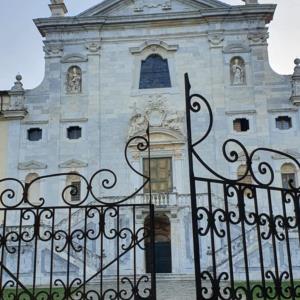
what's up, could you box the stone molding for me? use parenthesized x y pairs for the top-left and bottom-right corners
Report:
(130, 40), (178, 54)
(267, 108), (298, 113)
(77, 0), (230, 17)
(21, 120), (49, 125)
(59, 159), (88, 169)
(18, 160), (48, 170)
(272, 149), (300, 160)
(223, 43), (250, 54)
(225, 110), (256, 115)
(0, 110), (28, 121)
(35, 5), (276, 37)
(60, 117), (88, 123)
(61, 53), (88, 63)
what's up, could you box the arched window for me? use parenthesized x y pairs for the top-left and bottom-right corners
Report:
(145, 214), (172, 273)
(66, 174), (81, 202)
(139, 54), (171, 89)
(66, 66), (82, 93)
(281, 163), (297, 189)
(230, 57), (245, 85)
(25, 173), (40, 203)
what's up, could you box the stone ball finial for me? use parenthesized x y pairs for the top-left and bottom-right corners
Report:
(16, 74), (22, 82)
(294, 58), (300, 67)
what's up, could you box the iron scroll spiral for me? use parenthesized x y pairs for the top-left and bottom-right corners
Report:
(185, 73), (300, 190)
(0, 127), (151, 208)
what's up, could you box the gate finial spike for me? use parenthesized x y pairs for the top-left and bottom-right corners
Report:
(184, 73), (191, 91)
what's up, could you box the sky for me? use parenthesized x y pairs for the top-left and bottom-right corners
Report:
(0, 0), (299, 90)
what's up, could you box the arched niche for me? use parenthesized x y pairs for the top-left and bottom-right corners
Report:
(281, 163), (297, 189)
(25, 173), (40, 203)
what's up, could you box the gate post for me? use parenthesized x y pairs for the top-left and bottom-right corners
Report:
(184, 73), (202, 299)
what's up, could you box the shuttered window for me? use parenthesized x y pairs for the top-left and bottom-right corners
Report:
(143, 158), (172, 193)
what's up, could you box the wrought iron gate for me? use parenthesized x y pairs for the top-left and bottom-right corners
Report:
(2, 74), (300, 300)
(0, 131), (156, 299)
(185, 73), (300, 299)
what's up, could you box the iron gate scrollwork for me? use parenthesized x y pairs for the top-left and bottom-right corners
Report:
(0, 129), (156, 300)
(185, 73), (300, 300)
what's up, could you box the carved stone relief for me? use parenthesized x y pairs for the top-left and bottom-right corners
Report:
(208, 32), (224, 47)
(128, 95), (184, 138)
(230, 57), (246, 85)
(85, 41), (101, 53)
(43, 42), (63, 58)
(66, 66), (82, 94)
(248, 31), (269, 45)
(133, 0), (172, 12)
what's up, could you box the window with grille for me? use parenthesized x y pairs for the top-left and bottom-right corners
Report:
(139, 54), (171, 89)
(27, 128), (42, 141)
(67, 126), (82, 139)
(276, 116), (292, 130)
(71, 181), (81, 202)
(233, 118), (249, 132)
(281, 163), (296, 189)
(143, 158), (172, 193)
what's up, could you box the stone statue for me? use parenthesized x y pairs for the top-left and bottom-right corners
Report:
(128, 113), (148, 137)
(67, 66), (82, 93)
(231, 58), (245, 85)
(165, 111), (184, 132)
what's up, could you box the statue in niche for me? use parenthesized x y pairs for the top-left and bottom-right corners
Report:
(231, 57), (245, 85)
(67, 66), (82, 93)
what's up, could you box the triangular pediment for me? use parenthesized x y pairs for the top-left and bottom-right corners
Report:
(58, 159), (88, 169)
(78, 0), (230, 17)
(18, 160), (47, 170)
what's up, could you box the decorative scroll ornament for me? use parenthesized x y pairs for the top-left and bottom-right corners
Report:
(128, 96), (184, 137)
(43, 42), (64, 57)
(208, 32), (224, 47)
(248, 31), (269, 44)
(0, 129), (155, 300)
(185, 72), (300, 189)
(185, 73), (300, 300)
(85, 40), (101, 53)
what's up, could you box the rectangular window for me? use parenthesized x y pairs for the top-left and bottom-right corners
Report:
(67, 126), (82, 139)
(71, 181), (81, 201)
(233, 118), (249, 132)
(143, 158), (172, 193)
(276, 116), (292, 130)
(282, 173), (295, 189)
(27, 128), (42, 141)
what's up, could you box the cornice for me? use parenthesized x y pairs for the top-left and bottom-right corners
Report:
(34, 5), (276, 37)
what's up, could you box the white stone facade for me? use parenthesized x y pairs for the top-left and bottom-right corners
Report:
(1, 0), (300, 298)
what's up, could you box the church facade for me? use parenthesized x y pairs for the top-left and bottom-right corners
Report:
(1, 0), (300, 299)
